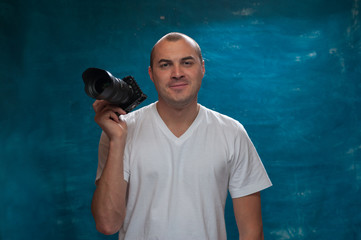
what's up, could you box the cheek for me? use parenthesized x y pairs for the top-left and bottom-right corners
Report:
(196, 71), (204, 85)
(152, 76), (167, 92)
(153, 71), (168, 83)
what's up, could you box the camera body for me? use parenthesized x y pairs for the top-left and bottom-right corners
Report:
(82, 68), (147, 113)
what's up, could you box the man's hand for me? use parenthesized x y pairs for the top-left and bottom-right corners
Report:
(93, 100), (127, 140)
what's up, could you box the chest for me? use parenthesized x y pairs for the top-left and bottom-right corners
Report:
(126, 123), (231, 188)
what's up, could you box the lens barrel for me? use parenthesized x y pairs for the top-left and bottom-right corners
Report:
(82, 68), (132, 104)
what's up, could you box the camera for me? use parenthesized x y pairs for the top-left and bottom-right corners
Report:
(82, 68), (147, 113)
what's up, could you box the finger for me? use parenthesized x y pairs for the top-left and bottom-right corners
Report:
(94, 108), (119, 124)
(92, 100), (108, 112)
(115, 107), (127, 115)
(100, 105), (126, 116)
(108, 111), (120, 123)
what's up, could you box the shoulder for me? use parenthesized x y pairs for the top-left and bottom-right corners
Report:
(120, 102), (156, 126)
(199, 106), (253, 153)
(200, 105), (245, 133)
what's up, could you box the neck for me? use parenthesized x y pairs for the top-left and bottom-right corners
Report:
(156, 100), (200, 137)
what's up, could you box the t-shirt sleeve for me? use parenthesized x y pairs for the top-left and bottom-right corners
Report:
(228, 124), (272, 198)
(95, 131), (130, 183)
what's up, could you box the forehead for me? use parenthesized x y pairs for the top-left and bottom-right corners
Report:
(153, 38), (199, 60)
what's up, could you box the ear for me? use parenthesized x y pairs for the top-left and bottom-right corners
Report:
(201, 60), (205, 76)
(148, 66), (154, 83)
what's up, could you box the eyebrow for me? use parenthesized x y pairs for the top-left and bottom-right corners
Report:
(181, 56), (196, 61)
(158, 59), (172, 64)
(157, 56), (196, 64)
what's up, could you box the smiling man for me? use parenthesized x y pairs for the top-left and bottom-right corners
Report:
(91, 32), (272, 240)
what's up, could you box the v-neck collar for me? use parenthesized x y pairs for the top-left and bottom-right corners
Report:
(151, 103), (203, 144)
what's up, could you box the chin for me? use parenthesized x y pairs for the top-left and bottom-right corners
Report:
(167, 97), (197, 109)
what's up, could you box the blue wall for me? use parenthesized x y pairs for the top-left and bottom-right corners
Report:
(1, 0), (360, 239)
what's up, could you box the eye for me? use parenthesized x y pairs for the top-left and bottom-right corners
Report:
(158, 61), (172, 69)
(160, 63), (169, 68)
(182, 61), (194, 67)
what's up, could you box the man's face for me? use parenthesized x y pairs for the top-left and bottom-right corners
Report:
(148, 38), (205, 109)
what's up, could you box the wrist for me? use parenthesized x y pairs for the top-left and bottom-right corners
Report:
(109, 135), (126, 146)
(103, 126), (127, 142)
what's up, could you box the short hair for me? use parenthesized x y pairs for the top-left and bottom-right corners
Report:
(150, 32), (203, 68)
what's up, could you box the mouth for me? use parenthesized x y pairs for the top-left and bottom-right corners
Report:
(169, 82), (189, 90)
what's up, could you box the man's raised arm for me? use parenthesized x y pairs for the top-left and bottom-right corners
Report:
(91, 100), (128, 235)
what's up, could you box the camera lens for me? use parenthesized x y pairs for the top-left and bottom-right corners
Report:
(83, 68), (132, 104)
(94, 78), (111, 94)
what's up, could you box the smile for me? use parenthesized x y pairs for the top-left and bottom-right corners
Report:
(169, 82), (188, 89)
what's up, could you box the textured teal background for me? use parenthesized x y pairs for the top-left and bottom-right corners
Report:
(1, 0), (360, 239)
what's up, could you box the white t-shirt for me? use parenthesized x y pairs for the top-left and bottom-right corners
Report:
(96, 102), (272, 240)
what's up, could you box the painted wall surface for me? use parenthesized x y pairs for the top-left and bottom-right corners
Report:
(1, 0), (360, 239)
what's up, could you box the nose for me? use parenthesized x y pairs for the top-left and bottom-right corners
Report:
(171, 64), (184, 80)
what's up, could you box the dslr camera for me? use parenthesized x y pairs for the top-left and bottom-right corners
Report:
(82, 68), (147, 113)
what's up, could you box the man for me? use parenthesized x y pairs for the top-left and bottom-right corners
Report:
(91, 32), (272, 240)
